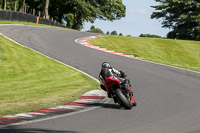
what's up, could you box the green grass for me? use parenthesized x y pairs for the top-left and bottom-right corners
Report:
(0, 21), (67, 29)
(88, 36), (200, 72)
(0, 35), (99, 117)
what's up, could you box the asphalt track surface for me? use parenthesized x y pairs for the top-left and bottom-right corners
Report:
(0, 25), (200, 133)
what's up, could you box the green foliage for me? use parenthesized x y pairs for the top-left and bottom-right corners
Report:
(2, 0), (44, 13)
(63, 0), (126, 30)
(90, 26), (95, 30)
(0, 0), (3, 10)
(97, 0), (126, 21)
(25, 0), (44, 14)
(3, 0), (13, 10)
(2, 0), (126, 30)
(111, 30), (117, 35)
(65, 13), (74, 28)
(139, 34), (163, 38)
(119, 33), (123, 36)
(87, 26), (104, 34)
(151, 0), (200, 41)
(106, 31), (110, 35)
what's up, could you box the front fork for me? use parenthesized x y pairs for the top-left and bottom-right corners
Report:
(129, 85), (135, 104)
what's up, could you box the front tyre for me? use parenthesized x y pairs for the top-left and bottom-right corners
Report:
(115, 88), (132, 109)
(132, 101), (137, 106)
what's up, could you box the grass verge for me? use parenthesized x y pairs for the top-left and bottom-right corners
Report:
(0, 35), (99, 117)
(88, 36), (200, 72)
(0, 21), (67, 29)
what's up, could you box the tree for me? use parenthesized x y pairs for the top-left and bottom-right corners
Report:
(13, 0), (17, 11)
(1, 0), (126, 31)
(3, 0), (6, 10)
(25, 0), (37, 15)
(90, 26), (95, 31)
(2, 0), (17, 11)
(119, 33), (123, 36)
(51, 0), (126, 30)
(151, 0), (200, 40)
(111, 31), (117, 35)
(44, 0), (49, 19)
(17, 0), (27, 12)
(27, 0), (44, 16)
(23, 0), (26, 12)
(87, 26), (104, 34)
(106, 31), (110, 35)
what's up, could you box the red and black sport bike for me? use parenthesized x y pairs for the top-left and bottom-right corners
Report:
(104, 76), (136, 109)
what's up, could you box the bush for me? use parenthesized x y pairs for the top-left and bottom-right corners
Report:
(139, 34), (163, 38)
(111, 30), (117, 35)
(87, 26), (104, 34)
(119, 33), (123, 36)
(65, 13), (74, 28)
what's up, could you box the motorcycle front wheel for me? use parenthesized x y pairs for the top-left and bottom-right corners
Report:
(115, 88), (132, 109)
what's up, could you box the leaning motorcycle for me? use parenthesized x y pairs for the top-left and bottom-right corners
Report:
(104, 76), (135, 109)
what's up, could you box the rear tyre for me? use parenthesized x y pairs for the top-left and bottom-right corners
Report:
(115, 88), (132, 109)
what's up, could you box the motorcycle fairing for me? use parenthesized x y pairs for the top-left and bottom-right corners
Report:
(105, 78), (120, 91)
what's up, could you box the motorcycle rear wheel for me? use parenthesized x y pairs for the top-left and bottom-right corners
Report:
(115, 88), (132, 109)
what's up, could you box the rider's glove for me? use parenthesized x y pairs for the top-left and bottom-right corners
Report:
(120, 70), (127, 78)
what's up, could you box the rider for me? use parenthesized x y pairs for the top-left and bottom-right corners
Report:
(99, 62), (137, 106)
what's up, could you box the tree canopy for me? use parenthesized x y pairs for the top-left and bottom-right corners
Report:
(151, 0), (200, 40)
(1, 0), (126, 30)
(111, 30), (117, 35)
(87, 26), (104, 34)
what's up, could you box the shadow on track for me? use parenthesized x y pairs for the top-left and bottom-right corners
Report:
(89, 102), (134, 110)
(0, 126), (79, 133)
(92, 103), (121, 109)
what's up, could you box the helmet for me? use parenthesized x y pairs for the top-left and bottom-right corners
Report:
(102, 62), (111, 68)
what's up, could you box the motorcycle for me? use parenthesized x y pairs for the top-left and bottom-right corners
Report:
(104, 75), (135, 109)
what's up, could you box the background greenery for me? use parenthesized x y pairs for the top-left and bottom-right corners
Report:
(152, 0), (200, 41)
(1, 0), (200, 41)
(1, 0), (126, 30)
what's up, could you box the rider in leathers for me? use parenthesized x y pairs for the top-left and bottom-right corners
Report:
(99, 62), (137, 106)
